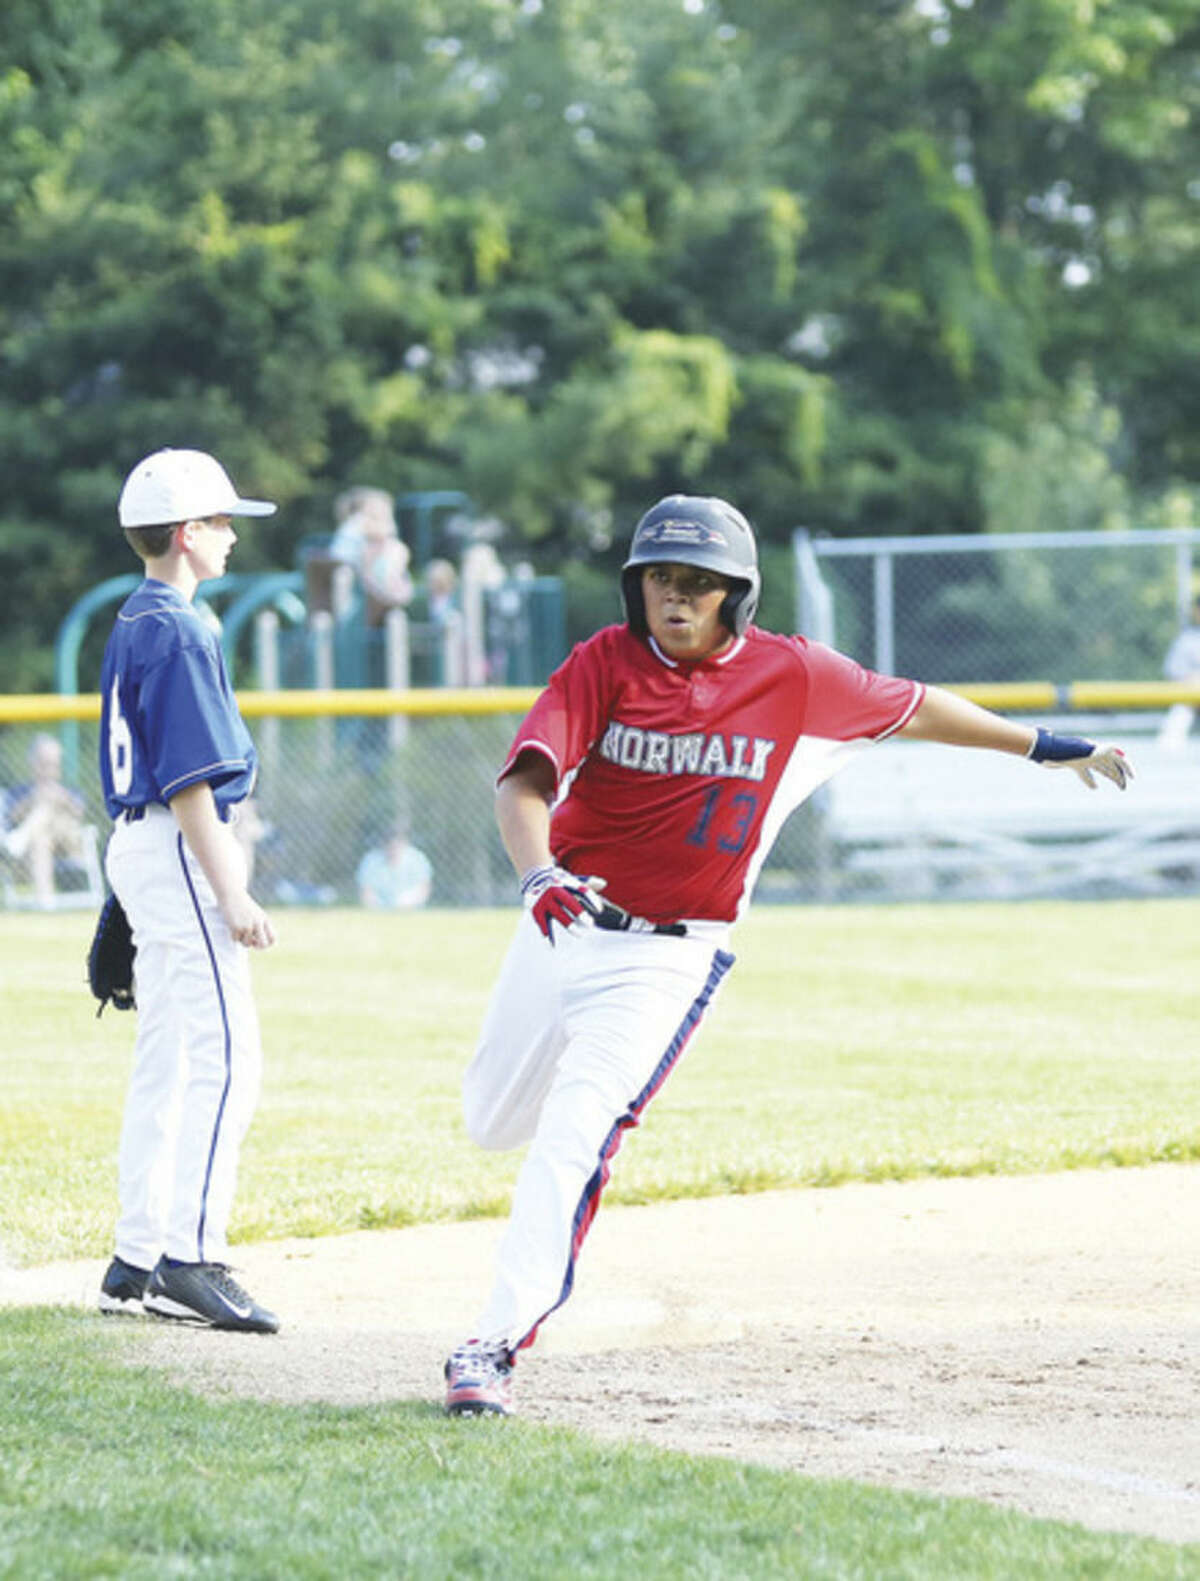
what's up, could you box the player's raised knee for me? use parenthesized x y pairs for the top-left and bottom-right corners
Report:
(463, 1084), (528, 1151)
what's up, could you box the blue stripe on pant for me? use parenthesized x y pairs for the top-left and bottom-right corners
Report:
(513, 946), (735, 1355)
(176, 830), (234, 1263)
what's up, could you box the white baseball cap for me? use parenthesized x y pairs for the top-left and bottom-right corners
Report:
(118, 448), (277, 528)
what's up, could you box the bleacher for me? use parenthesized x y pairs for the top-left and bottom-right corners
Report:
(817, 721), (1200, 900)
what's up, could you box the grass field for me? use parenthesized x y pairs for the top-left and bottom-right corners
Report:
(3, 897), (1199, 1577)
(3, 898), (1198, 1266)
(2, 1310), (1197, 1580)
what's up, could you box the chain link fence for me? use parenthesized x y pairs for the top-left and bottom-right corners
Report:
(4, 528), (1200, 912)
(795, 527), (1200, 683)
(0, 712), (527, 913)
(789, 526), (1200, 902)
(4, 698), (1197, 915)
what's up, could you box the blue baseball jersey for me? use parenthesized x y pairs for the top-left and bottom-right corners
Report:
(99, 579), (257, 818)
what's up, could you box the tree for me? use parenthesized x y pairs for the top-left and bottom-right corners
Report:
(1, 0), (1199, 686)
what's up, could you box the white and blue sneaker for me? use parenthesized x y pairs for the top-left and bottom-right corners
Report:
(143, 1257), (279, 1334)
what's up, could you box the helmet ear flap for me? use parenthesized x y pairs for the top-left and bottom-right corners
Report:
(721, 586), (746, 637)
(621, 567), (648, 635)
(720, 580), (759, 637)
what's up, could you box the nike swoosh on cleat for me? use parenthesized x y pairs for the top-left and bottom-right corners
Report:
(214, 1292), (255, 1320)
(145, 1289), (256, 1323)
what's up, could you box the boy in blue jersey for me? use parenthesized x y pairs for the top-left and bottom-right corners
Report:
(97, 448), (281, 1332)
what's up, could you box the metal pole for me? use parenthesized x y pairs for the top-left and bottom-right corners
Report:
(254, 609), (281, 789)
(792, 530), (835, 644)
(1177, 540), (1194, 626)
(874, 551), (895, 675)
(384, 608), (410, 748)
(439, 610), (465, 686)
(310, 611), (335, 769)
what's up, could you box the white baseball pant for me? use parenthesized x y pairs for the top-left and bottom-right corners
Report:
(105, 804), (262, 1268)
(462, 910), (735, 1354)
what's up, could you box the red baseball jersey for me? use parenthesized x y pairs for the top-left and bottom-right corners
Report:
(501, 624), (924, 923)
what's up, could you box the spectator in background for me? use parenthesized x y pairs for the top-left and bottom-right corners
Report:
(356, 820), (433, 910)
(330, 486), (414, 621)
(425, 558), (465, 686)
(2, 733), (87, 908)
(1159, 593), (1200, 751)
(425, 558), (460, 625)
(460, 542), (508, 684)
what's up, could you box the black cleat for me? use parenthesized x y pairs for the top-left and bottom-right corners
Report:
(98, 1255), (151, 1316)
(143, 1257), (279, 1334)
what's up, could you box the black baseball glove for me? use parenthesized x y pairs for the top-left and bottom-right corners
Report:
(87, 893), (136, 1017)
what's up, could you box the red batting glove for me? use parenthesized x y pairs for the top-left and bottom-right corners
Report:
(520, 864), (603, 945)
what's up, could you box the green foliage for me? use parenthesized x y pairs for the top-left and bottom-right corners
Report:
(3, 0), (1200, 686)
(883, 374), (1182, 680)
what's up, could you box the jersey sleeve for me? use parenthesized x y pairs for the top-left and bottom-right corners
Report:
(138, 644), (254, 801)
(498, 633), (615, 787)
(800, 640), (924, 741)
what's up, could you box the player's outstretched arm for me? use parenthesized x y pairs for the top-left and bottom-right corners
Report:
(169, 782), (276, 948)
(898, 685), (1133, 790)
(899, 685), (1036, 753)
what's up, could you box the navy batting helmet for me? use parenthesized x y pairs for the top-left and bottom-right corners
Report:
(621, 495), (761, 637)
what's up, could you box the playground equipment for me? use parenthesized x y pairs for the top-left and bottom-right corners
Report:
(51, 494), (566, 781)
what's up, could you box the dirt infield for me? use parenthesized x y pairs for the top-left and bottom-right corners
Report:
(4, 1164), (1199, 1547)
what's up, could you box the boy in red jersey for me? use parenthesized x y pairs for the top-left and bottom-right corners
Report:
(443, 495), (1132, 1415)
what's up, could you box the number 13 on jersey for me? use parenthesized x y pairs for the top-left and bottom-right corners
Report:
(686, 785), (757, 854)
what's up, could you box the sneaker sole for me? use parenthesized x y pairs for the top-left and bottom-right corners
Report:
(143, 1292), (279, 1333)
(445, 1391), (509, 1417)
(97, 1293), (148, 1316)
(143, 1293), (211, 1325)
